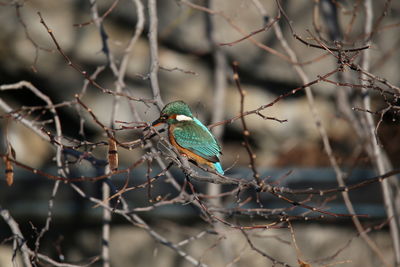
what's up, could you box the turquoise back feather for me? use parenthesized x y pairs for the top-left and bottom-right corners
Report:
(172, 119), (223, 174)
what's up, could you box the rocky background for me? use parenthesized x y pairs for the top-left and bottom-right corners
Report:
(0, 0), (399, 266)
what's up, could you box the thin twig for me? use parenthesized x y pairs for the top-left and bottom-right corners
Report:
(232, 61), (261, 185)
(148, 0), (164, 109)
(361, 0), (400, 264)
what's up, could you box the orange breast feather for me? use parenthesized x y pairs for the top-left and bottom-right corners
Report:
(168, 126), (214, 168)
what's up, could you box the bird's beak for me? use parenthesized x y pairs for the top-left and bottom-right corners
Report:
(144, 117), (166, 131)
(151, 117), (165, 127)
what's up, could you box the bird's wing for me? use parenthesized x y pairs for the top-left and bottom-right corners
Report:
(172, 121), (221, 163)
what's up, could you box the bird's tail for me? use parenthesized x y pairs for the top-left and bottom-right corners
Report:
(213, 162), (224, 175)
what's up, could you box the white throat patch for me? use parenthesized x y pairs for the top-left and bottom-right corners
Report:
(176, 114), (193, 121)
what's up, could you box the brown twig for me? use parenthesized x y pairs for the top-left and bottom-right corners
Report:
(241, 229), (293, 266)
(73, 0), (120, 27)
(219, 14), (279, 47)
(232, 61), (261, 185)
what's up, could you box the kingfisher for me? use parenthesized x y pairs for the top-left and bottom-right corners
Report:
(149, 100), (224, 175)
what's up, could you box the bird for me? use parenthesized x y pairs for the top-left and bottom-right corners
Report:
(149, 100), (224, 175)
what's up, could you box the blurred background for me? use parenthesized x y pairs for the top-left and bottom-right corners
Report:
(0, 0), (399, 266)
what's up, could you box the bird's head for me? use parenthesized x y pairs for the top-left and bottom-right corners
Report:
(151, 100), (194, 127)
